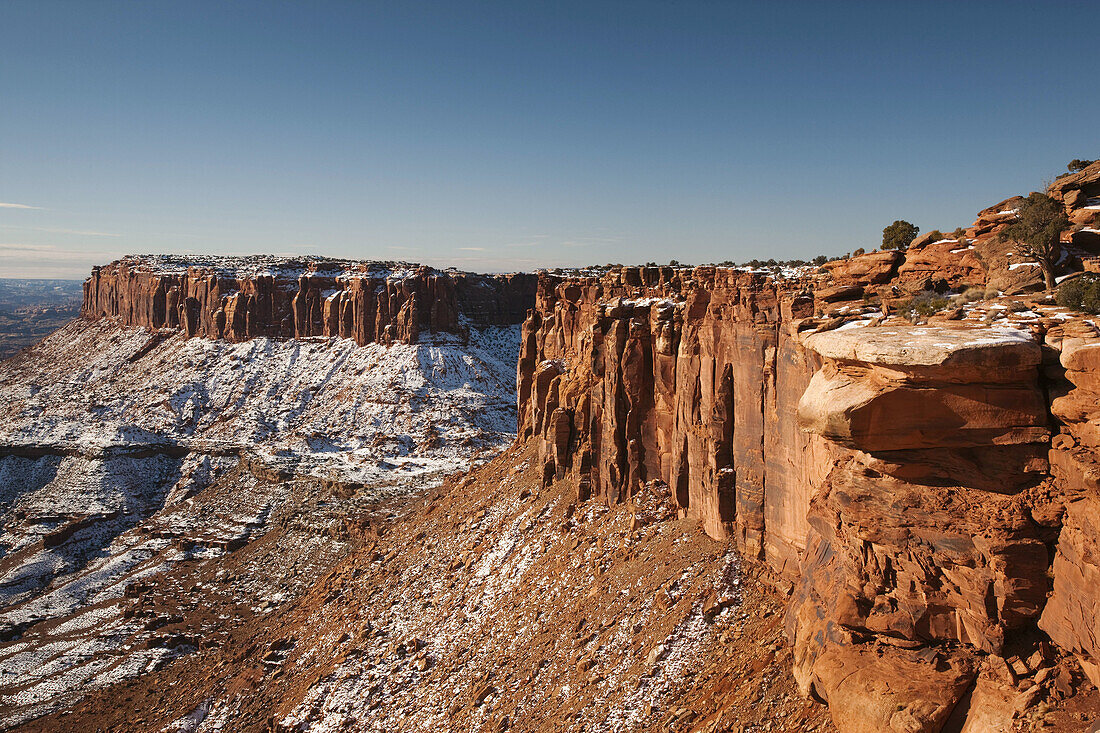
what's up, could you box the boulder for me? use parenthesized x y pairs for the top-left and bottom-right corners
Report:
(897, 238), (985, 290)
(1048, 160), (1100, 208)
(797, 643), (977, 733)
(823, 250), (903, 286)
(800, 323), (1041, 370)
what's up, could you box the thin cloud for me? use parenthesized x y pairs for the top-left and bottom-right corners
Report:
(458, 247), (486, 252)
(0, 202), (43, 210)
(561, 235), (623, 248)
(0, 225), (119, 237)
(0, 243), (57, 254)
(0, 242), (122, 258)
(0, 243), (124, 278)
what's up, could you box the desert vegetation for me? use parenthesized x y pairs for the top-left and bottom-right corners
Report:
(881, 219), (919, 250)
(1057, 274), (1100, 314)
(998, 192), (1070, 291)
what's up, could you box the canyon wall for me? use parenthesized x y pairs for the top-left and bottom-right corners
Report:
(518, 265), (1100, 731)
(83, 256), (538, 345)
(516, 266), (824, 577)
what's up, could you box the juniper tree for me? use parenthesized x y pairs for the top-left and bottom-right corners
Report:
(882, 220), (919, 250)
(998, 192), (1069, 291)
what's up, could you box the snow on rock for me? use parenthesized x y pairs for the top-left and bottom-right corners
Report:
(0, 319), (519, 483)
(0, 316), (523, 725)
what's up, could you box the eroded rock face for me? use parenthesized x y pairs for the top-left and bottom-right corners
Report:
(785, 323), (1054, 729)
(789, 452), (1049, 658)
(898, 237), (985, 292)
(1048, 160), (1100, 210)
(82, 256), (538, 345)
(799, 643), (977, 733)
(1041, 491), (1100, 686)
(1041, 329), (1100, 687)
(518, 268), (1100, 732)
(824, 250), (903, 287)
(807, 171), (1100, 306)
(797, 325), (1049, 452)
(517, 267), (821, 569)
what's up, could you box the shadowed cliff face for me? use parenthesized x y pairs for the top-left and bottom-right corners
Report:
(516, 267), (822, 576)
(82, 256), (538, 346)
(517, 265), (1100, 732)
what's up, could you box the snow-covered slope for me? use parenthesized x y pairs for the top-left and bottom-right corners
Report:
(1, 319), (518, 480)
(0, 316), (522, 725)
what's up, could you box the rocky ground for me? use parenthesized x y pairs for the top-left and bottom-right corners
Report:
(22, 442), (837, 733)
(0, 316), (521, 727)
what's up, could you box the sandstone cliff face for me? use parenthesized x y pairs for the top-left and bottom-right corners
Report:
(787, 325), (1054, 730)
(518, 265), (1100, 732)
(1041, 326), (1100, 688)
(82, 256), (538, 345)
(517, 266), (824, 577)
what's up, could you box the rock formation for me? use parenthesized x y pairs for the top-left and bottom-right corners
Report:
(22, 171), (1100, 730)
(516, 266), (822, 574)
(82, 255), (538, 345)
(517, 260), (1100, 731)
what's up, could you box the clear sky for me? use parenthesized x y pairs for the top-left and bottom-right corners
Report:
(2, 1), (1097, 278)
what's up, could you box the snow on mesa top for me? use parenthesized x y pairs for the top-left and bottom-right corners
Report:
(105, 254), (475, 280)
(801, 323), (1041, 368)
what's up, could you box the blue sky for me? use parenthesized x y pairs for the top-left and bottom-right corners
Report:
(1, 1), (1097, 277)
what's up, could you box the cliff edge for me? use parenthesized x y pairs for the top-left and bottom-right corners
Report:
(518, 262), (1100, 731)
(82, 255), (538, 345)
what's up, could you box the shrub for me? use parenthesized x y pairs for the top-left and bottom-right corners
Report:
(853, 247), (865, 257)
(882, 220), (919, 250)
(899, 291), (951, 319)
(952, 227), (968, 241)
(1068, 159), (1096, 173)
(1056, 274), (1100, 314)
(954, 287), (988, 304)
(926, 229), (944, 242)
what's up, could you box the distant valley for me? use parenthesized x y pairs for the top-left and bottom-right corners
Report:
(0, 280), (83, 360)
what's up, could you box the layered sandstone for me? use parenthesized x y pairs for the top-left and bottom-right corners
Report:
(517, 266), (824, 577)
(1041, 326), (1100, 687)
(1049, 160), (1100, 225)
(82, 255), (538, 345)
(855, 165), (1100, 297)
(787, 325), (1055, 729)
(518, 263), (1100, 731)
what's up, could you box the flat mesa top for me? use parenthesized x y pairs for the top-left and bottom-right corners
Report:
(801, 323), (1041, 367)
(98, 254), (460, 281)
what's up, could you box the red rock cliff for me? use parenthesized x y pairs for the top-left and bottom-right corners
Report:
(517, 266), (822, 577)
(518, 264), (1100, 732)
(82, 256), (538, 345)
